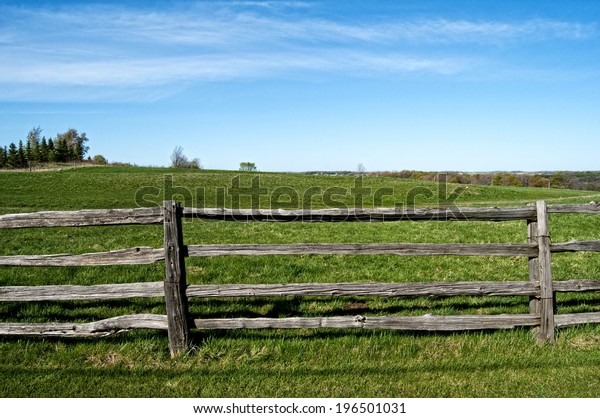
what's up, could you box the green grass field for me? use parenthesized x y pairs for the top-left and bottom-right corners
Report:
(1, 166), (600, 397)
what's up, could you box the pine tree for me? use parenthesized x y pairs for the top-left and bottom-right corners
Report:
(8, 142), (18, 168)
(47, 138), (56, 162)
(1, 126), (91, 167)
(25, 139), (32, 163)
(17, 140), (26, 168)
(0, 146), (7, 168)
(39, 137), (49, 163)
(55, 137), (69, 162)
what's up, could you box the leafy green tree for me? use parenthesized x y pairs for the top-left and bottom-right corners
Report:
(190, 158), (202, 169)
(27, 126), (42, 162)
(93, 154), (108, 165)
(76, 132), (89, 160)
(550, 172), (573, 189)
(53, 129), (89, 162)
(239, 161), (257, 171)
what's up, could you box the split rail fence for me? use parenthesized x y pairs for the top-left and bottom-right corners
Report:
(1, 200), (600, 356)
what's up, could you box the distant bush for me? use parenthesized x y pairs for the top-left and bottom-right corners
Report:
(93, 155), (108, 165)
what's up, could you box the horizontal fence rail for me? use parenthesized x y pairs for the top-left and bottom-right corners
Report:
(0, 313), (544, 337)
(0, 207), (163, 228)
(185, 243), (538, 257)
(1, 200), (600, 355)
(4, 240), (600, 267)
(0, 247), (164, 267)
(0, 281), (540, 302)
(3, 311), (596, 337)
(3, 279), (599, 303)
(1, 201), (598, 229)
(182, 206), (538, 222)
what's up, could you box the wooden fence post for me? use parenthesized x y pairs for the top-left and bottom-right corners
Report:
(527, 206), (540, 317)
(163, 200), (190, 357)
(536, 200), (555, 343)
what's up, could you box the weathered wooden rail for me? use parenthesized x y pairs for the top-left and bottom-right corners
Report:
(1, 200), (600, 356)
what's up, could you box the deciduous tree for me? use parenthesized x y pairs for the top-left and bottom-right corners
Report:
(170, 146), (189, 168)
(239, 161), (257, 171)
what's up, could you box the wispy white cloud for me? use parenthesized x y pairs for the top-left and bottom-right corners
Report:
(26, 7), (595, 46)
(0, 52), (472, 86)
(0, 2), (596, 101)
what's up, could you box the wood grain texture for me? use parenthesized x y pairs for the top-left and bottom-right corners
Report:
(163, 200), (190, 357)
(0, 282), (164, 301)
(0, 314), (540, 336)
(551, 240), (600, 253)
(191, 314), (540, 331)
(0, 247), (164, 266)
(555, 312), (600, 328)
(183, 206), (536, 222)
(1, 201), (598, 230)
(0, 281), (538, 302)
(547, 202), (600, 214)
(553, 280), (600, 292)
(0, 314), (167, 337)
(536, 200), (555, 343)
(186, 243), (537, 257)
(186, 281), (538, 298)
(528, 216), (541, 315)
(0, 207), (163, 229)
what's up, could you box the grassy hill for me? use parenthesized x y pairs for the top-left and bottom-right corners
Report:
(1, 166), (600, 397)
(1, 166), (599, 212)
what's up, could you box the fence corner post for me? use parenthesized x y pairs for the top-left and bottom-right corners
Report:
(163, 200), (190, 357)
(536, 200), (555, 343)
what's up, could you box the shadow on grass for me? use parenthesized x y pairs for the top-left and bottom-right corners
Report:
(2, 357), (600, 397)
(188, 295), (531, 318)
(0, 298), (166, 322)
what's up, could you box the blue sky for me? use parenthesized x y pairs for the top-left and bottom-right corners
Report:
(1, 0), (599, 172)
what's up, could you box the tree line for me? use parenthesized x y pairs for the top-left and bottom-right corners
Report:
(0, 127), (90, 169)
(371, 170), (600, 191)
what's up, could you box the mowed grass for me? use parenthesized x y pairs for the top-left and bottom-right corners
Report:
(1, 167), (600, 397)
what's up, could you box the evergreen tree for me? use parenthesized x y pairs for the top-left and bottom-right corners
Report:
(39, 137), (49, 163)
(17, 140), (26, 168)
(8, 142), (18, 168)
(1, 126), (91, 168)
(48, 138), (57, 163)
(55, 128), (89, 161)
(55, 137), (69, 162)
(0, 146), (7, 168)
(25, 139), (32, 163)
